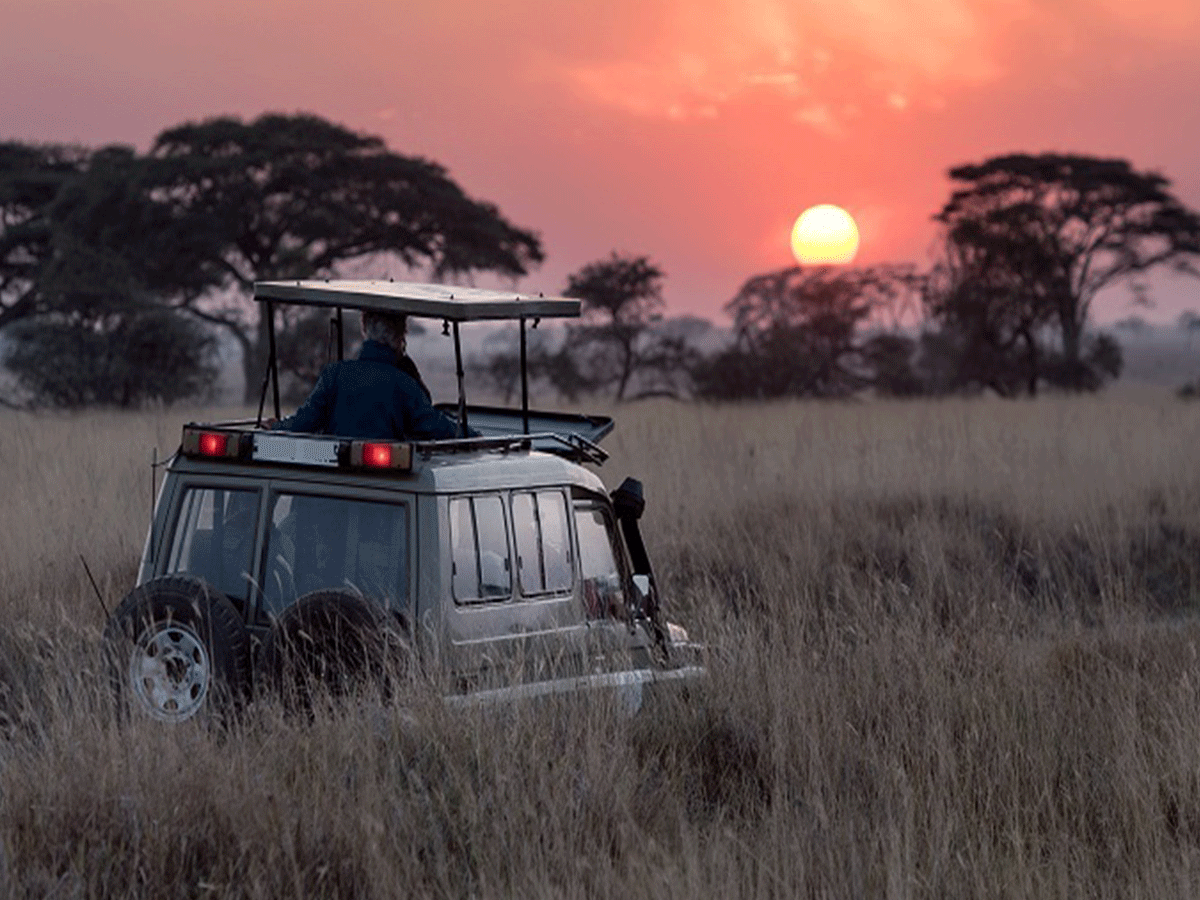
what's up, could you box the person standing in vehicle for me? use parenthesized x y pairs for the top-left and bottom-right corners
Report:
(272, 310), (465, 440)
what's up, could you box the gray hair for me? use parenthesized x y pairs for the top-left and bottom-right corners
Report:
(361, 310), (408, 353)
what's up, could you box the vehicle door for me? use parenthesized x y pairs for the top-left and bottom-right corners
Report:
(156, 478), (267, 619)
(254, 480), (415, 628)
(443, 488), (585, 689)
(572, 489), (655, 668)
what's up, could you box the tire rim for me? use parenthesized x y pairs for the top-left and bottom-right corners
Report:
(129, 622), (211, 722)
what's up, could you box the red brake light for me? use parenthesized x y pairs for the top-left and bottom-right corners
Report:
(198, 432), (228, 457)
(362, 442), (392, 468)
(348, 439), (412, 471)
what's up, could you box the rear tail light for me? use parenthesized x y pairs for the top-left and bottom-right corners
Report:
(181, 427), (244, 460)
(363, 442), (392, 467)
(349, 440), (412, 471)
(198, 432), (228, 457)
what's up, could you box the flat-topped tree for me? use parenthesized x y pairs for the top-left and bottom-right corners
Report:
(1, 145), (225, 407)
(151, 113), (544, 402)
(935, 153), (1200, 391)
(0, 141), (89, 330)
(561, 253), (690, 401)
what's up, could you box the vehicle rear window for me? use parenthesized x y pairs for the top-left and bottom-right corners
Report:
(512, 490), (573, 596)
(451, 495), (512, 603)
(166, 487), (260, 606)
(261, 493), (409, 617)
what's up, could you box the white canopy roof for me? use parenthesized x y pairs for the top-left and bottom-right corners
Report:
(254, 279), (580, 321)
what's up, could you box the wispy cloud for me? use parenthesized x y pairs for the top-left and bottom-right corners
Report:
(545, 0), (1173, 131)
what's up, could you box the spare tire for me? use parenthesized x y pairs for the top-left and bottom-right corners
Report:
(257, 590), (410, 708)
(102, 575), (251, 724)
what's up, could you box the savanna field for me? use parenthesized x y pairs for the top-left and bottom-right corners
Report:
(3, 395), (1200, 898)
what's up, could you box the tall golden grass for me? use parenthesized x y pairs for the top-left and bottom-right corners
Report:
(3, 395), (1200, 898)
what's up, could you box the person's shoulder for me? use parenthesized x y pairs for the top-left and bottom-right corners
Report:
(311, 359), (345, 385)
(390, 367), (426, 394)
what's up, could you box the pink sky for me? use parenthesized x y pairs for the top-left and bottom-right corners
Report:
(3, 0), (1199, 323)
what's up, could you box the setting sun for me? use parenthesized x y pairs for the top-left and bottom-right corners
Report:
(791, 205), (860, 266)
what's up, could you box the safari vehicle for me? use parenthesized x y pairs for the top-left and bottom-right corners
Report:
(102, 280), (702, 722)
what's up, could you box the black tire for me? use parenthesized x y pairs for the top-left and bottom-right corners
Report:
(257, 590), (410, 709)
(101, 575), (251, 724)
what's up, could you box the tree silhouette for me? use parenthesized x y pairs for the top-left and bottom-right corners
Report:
(4, 309), (216, 408)
(922, 232), (1048, 396)
(0, 117), (545, 407)
(1, 146), (220, 406)
(149, 113), (544, 401)
(935, 153), (1200, 390)
(693, 264), (922, 399)
(0, 141), (88, 330)
(561, 252), (679, 400)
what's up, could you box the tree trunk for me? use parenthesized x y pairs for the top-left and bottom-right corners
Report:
(615, 337), (635, 401)
(1022, 330), (1039, 397)
(1058, 301), (1086, 389)
(241, 311), (271, 406)
(1061, 320), (1081, 365)
(179, 301), (259, 406)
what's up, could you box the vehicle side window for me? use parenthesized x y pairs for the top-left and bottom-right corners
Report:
(260, 492), (409, 617)
(573, 503), (625, 619)
(166, 487), (259, 605)
(451, 495), (512, 603)
(512, 490), (573, 596)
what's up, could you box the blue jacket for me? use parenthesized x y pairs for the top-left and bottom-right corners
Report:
(274, 340), (462, 440)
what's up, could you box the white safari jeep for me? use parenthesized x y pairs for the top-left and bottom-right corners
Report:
(102, 281), (701, 722)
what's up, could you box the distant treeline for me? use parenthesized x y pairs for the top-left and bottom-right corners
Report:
(2, 114), (1198, 407)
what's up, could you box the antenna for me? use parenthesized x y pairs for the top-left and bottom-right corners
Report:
(148, 447), (158, 569)
(79, 555), (110, 622)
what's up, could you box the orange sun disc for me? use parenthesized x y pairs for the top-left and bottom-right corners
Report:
(791, 204), (860, 265)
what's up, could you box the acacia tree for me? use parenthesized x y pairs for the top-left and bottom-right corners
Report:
(560, 252), (687, 400)
(1, 145), (220, 406)
(0, 141), (88, 329)
(693, 264), (922, 399)
(149, 113), (544, 401)
(921, 229), (1051, 396)
(935, 153), (1200, 389)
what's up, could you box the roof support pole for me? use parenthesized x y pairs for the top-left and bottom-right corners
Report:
(452, 320), (469, 438)
(520, 316), (530, 434)
(335, 307), (345, 361)
(266, 299), (281, 420)
(256, 299), (282, 425)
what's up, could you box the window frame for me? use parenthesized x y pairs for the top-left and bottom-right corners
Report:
(570, 492), (634, 621)
(257, 485), (414, 619)
(163, 480), (264, 612)
(449, 492), (515, 605)
(510, 488), (575, 599)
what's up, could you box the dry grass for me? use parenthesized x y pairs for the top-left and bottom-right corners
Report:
(3, 395), (1200, 898)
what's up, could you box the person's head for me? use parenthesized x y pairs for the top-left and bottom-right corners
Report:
(361, 310), (408, 354)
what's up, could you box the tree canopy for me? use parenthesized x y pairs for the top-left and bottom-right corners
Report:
(0, 114), (547, 406)
(0, 141), (88, 330)
(0, 145), (222, 406)
(560, 252), (680, 400)
(931, 153), (1200, 391)
(149, 113), (546, 401)
(693, 264), (922, 399)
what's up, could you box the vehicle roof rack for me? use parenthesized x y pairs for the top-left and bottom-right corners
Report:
(412, 432), (608, 466)
(251, 280), (583, 440)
